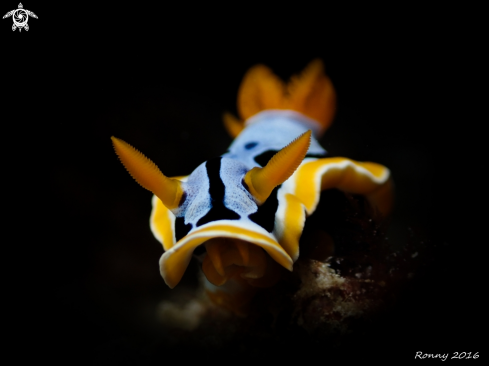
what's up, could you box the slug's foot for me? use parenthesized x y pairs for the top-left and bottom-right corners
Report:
(202, 238), (282, 287)
(204, 276), (257, 316)
(201, 238), (283, 315)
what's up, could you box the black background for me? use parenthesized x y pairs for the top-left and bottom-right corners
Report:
(3, 2), (484, 364)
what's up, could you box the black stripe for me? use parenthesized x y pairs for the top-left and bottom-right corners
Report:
(196, 157), (240, 227)
(254, 150), (327, 167)
(248, 186), (280, 233)
(245, 141), (258, 149)
(175, 216), (192, 242)
(174, 192), (191, 242)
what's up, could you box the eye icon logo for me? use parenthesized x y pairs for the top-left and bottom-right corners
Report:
(3, 3), (37, 32)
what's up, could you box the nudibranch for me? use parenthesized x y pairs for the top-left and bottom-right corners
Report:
(112, 59), (393, 315)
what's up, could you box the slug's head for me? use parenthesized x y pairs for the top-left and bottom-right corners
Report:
(111, 131), (311, 289)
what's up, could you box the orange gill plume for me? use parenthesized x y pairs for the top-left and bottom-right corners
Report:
(223, 59), (336, 138)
